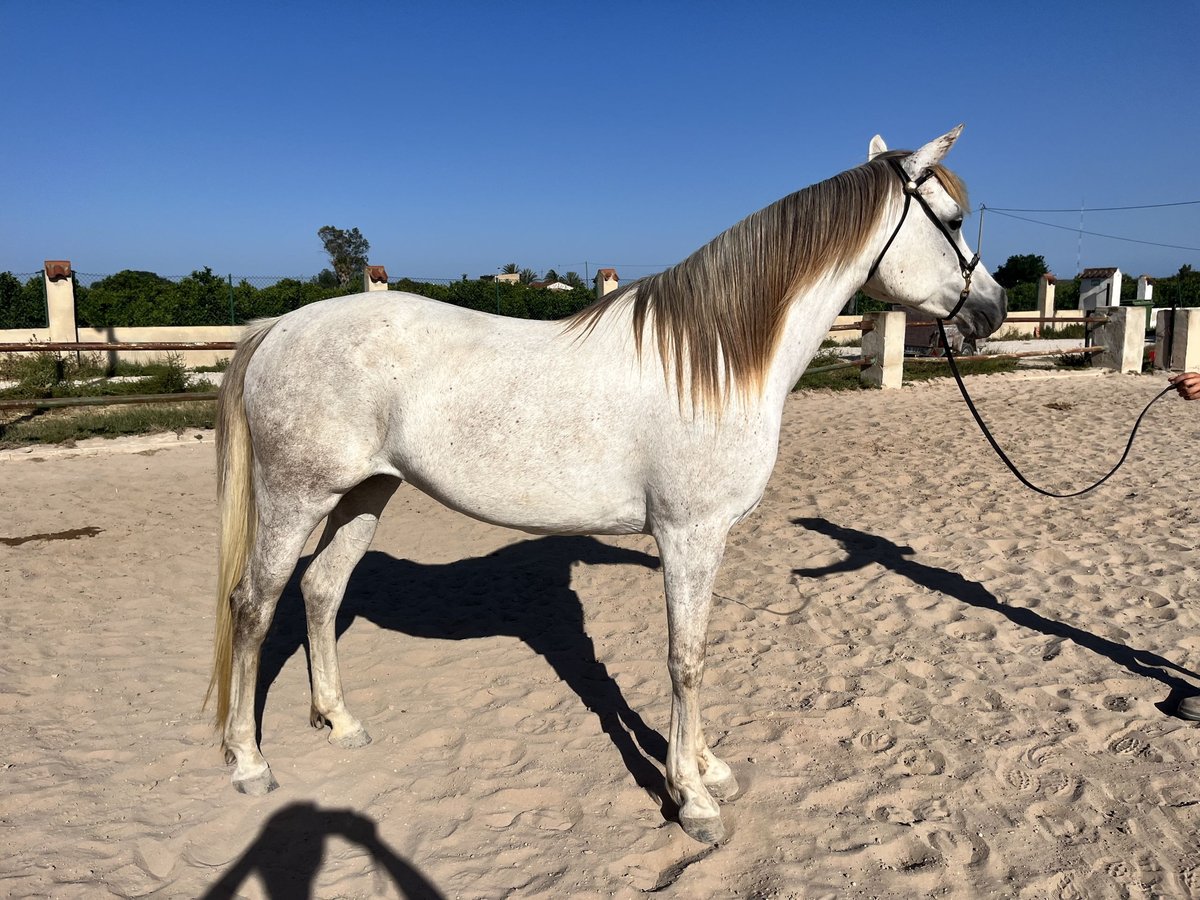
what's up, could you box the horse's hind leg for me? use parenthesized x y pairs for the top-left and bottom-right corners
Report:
(301, 475), (400, 749)
(225, 498), (333, 795)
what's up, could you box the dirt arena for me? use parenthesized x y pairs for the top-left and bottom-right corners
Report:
(2, 369), (1199, 899)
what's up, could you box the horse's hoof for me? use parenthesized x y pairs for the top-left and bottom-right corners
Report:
(1178, 695), (1200, 721)
(331, 727), (372, 749)
(705, 772), (741, 802)
(679, 813), (726, 844)
(233, 770), (279, 796)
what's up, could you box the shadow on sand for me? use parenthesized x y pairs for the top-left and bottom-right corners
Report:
(256, 535), (671, 811)
(201, 801), (444, 899)
(791, 516), (1200, 715)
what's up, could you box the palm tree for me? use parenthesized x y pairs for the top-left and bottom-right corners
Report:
(501, 263), (519, 275)
(518, 268), (538, 285)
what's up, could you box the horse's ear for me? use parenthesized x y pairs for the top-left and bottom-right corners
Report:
(902, 124), (964, 178)
(868, 135), (888, 161)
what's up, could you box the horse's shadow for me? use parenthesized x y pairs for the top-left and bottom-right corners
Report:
(257, 535), (671, 807)
(792, 516), (1200, 714)
(201, 801), (444, 899)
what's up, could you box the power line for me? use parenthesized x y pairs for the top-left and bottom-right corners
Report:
(985, 199), (1200, 213)
(984, 208), (1200, 253)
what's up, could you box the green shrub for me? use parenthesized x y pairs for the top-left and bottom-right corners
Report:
(146, 352), (189, 394)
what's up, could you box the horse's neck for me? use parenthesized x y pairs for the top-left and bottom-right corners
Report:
(764, 264), (873, 403)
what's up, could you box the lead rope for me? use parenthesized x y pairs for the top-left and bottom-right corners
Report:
(936, 319), (1174, 498)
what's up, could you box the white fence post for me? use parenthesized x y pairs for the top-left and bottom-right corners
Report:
(1093, 306), (1144, 373)
(860, 310), (905, 389)
(1036, 274), (1056, 336)
(363, 265), (389, 292)
(43, 260), (77, 344)
(1155, 308), (1200, 372)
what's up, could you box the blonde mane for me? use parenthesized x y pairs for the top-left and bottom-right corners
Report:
(567, 152), (967, 409)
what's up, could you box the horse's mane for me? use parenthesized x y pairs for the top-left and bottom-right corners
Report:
(565, 151), (968, 410)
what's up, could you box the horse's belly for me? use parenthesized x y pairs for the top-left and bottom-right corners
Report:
(403, 466), (648, 535)
(384, 374), (652, 534)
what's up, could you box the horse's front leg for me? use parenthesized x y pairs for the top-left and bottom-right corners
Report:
(655, 523), (733, 843)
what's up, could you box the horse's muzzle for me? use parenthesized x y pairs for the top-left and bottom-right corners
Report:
(957, 288), (1008, 341)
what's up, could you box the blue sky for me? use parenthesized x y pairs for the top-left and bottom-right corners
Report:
(3, 1), (1198, 283)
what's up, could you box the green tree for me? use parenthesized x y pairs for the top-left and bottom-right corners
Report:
(0, 273), (47, 329)
(174, 268), (232, 326)
(992, 254), (1048, 289)
(518, 267), (539, 285)
(1055, 277), (1081, 310)
(501, 262), (519, 275)
(1155, 265), (1200, 307)
(563, 271), (586, 290)
(544, 268), (560, 283)
(317, 226), (370, 286)
(77, 270), (178, 327)
(1005, 282), (1038, 312)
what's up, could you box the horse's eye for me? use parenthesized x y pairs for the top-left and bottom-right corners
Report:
(948, 217), (963, 231)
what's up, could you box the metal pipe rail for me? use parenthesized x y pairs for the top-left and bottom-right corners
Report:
(906, 346), (1106, 364)
(0, 341), (237, 353)
(0, 392), (218, 411)
(802, 357), (874, 375)
(1000, 315), (1110, 324)
(905, 316), (1108, 328)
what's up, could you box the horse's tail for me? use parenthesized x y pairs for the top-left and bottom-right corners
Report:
(205, 318), (278, 734)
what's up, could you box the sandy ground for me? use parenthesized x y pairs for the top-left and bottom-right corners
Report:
(2, 369), (1199, 899)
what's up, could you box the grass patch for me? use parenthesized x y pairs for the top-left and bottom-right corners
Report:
(902, 355), (1020, 382)
(1055, 351), (1093, 368)
(794, 350), (870, 392)
(987, 323), (1087, 341)
(0, 351), (96, 388)
(0, 352), (218, 448)
(0, 400), (216, 448)
(1039, 323), (1087, 339)
(794, 351), (1024, 392)
(0, 352), (213, 401)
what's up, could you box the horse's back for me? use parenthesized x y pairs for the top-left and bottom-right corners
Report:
(240, 292), (654, 532)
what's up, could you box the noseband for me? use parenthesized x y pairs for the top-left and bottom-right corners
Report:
(865, 157), (981, 321)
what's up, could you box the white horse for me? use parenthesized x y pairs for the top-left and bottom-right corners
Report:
(207, 126), (1006, 843)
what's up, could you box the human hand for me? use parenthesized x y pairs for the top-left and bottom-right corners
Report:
(1169, 371), (1200, 400)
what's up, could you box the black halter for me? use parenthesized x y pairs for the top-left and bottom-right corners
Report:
(865, 156), (981, 322)
(864, 157), (1172, 501)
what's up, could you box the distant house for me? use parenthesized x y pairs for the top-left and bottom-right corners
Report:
(480, 272), (521, 284)
(530, 280), (573, 291)
(1078, 267), (1122, 310)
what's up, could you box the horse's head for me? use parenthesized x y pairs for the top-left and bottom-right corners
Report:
(861, 126), (1006, 342)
